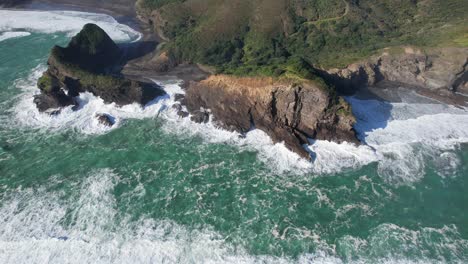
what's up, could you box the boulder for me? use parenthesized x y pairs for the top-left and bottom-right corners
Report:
(190, 110), (210, 123)
(96, 114), (115, 127)
(33, 91), (76, 112)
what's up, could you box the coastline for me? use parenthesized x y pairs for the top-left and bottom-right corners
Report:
(4, 1), (464, 107)
(2, 0), (210, 87)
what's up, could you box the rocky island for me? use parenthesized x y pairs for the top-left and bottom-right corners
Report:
(34, 23), (165, 115)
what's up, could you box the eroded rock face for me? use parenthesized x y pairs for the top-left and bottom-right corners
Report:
(184, 75), (358, 158)
(34, 23), (165, 112)
(323, 47), (468, 95)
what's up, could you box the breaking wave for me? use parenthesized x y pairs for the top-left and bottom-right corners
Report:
(1, 169), (465, 264)
(11, 64), (468, 181)
(0, 31), (31, 42)
(0, 10), (140, 42)
(6, 8), (468, 183)
(14, 63), (468, 184)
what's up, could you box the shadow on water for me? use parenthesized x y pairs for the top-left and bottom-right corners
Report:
(346, 94), (393, 144)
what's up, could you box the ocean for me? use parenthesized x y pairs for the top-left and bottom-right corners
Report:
(0, 9), (467, 263)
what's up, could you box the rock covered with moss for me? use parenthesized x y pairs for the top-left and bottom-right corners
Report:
(54, 23), (121, 73)
(34, 23), (165, 112)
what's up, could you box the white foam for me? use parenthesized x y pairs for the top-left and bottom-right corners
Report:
(5, 8), (468, 180)
(335, 223), (468, 263)
(11, 67), (311, 174)
(13, 66), (168, 135)
(301, 96), (468, 184)
(0, 31), (31, 42)
(1, 169), (465, 263)
(0, 10), (140, 42)
(12, 64), (468, 179)
(0, 169), (300, 263)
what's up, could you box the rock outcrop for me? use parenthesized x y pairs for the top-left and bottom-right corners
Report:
(322, 47), (468, 96)
(35, 23), (165, 112)
(96, 113), (115, 127)
(183, 75), (358, 158)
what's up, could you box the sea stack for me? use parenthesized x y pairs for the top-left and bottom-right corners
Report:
(34, 23), (165, 112)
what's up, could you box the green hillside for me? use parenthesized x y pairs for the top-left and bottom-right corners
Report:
(139, 0), (468, 76)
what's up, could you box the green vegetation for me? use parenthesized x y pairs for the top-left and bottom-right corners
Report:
(51, 46), (128, 92)
(37, 73), (54, 93)
(69, 23), (116, 55)
(140, 0), (468, 77)
(57, 23), (121, 73)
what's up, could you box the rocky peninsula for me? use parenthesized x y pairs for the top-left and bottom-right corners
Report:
(21, 0), (467, 158)
(181, 75), (357, 158)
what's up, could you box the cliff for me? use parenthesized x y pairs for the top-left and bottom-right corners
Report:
(321, 47), (468, 104)
(182, 75), (358, 159)
(34, 23), (165, 112)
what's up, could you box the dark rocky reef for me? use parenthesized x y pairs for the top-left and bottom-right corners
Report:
(183, 75), (358, 159)
(34, 23), (165, 112)
(96, 113), (115, 127)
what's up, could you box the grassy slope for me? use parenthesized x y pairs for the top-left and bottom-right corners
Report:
(141, 0), (468, 77)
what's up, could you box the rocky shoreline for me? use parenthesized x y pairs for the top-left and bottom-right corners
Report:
(320, 46), (468, 106)
(180, 75), (357, 158)
(7, 0), (468, 159)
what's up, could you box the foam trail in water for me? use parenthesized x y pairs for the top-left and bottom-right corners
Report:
(13, 64), (468, 179)
(0, 10), (140, 42)
(13, 67), (170, 135)
(1, 169), (465, 263)
(306, 96), (468, 184)
(0, 169), (305, 263)
(0, 31), (31, 42)
(6, 8), (468, 179)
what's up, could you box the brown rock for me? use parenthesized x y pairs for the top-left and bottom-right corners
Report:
(184, 75), (358, 159)
(323, 47), (468, 95)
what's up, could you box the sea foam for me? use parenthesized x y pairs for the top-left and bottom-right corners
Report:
(7, 9), (468, 183)
(12, 65), (468, 181)
(0, 31), (31, 42)
(0, 10), (140, 42)
(0, 169), (465, 264)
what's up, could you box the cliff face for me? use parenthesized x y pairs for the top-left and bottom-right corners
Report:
(324, 47), (468, 96)
(183, 75), (358, 158)
(35, 23), (165, 112)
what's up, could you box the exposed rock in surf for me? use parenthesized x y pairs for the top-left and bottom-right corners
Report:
(172, 103), (182, 111)
(190, 109), (210, 123)
(96, 114), (115, 127)
(184, 75), (359, 159)
(34, 71), (77, 112)
(177, 111), (189, 118)
(35, 23), (165, 112)
(174, 94), (185, 102)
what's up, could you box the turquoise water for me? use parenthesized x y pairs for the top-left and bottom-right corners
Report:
(0, 11), (467, 264)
